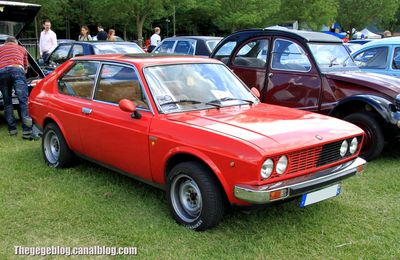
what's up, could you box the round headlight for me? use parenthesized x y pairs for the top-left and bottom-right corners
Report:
(340, 140), (349, 157)
(276, 156), (288, 175)
(349, 137), (358, 154)
(261, 159), (274, 179)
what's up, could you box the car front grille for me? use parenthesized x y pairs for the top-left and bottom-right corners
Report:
(273, 136), (362, 176)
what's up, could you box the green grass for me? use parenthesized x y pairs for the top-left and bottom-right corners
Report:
(0, 120), (399, 259)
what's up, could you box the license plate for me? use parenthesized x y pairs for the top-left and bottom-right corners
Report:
(300, 184), (341, 208)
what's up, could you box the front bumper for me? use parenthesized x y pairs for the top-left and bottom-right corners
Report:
(234, 157), (366, 204)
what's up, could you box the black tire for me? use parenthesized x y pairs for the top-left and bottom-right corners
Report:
(166, 161), (225, 231)
(42, 123), (75, 168)
(344, 112), (384, 161)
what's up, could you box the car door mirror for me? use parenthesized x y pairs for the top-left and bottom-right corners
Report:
(119, 99), (141, 119)
(251, 87), (260, 98)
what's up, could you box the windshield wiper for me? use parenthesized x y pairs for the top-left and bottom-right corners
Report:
(206, 97), (254, 106)
(160, 99), (221, 108)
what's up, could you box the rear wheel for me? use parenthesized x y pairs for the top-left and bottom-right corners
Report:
(42, 123), (75, 168)
(344, 112), (384, 161)
(166, 161), (225, 231)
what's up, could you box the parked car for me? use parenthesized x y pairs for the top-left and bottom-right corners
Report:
(344, 42), (362, 53)
(39, 41), (144, 75)
(210, 27), (400, 161)
(351, 37), (400, 76)
(152, 36), (222, 56)
(29, 54), (366, 231)
(0, 2), (44, 112)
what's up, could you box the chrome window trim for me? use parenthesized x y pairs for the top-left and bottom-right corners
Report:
(271, 38), (312, 73)
(91, 61), (154, 114)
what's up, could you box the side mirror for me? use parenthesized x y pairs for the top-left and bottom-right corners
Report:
(119, 99), (141, 119)
(251, 87), (260, 98)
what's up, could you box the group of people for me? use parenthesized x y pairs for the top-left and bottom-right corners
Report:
(78, 25), (117, 42)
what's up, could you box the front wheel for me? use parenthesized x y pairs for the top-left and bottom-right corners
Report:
(344, 112), (384, 161)
(166, 162), (225, 231)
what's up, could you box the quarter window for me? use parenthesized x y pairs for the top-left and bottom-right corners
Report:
(57, 61), (99, 99)
(94, 64), (149, 109)
(354, 47), (388, 69)
(271, 39), (311, 72)
(233, 39), (269, 68)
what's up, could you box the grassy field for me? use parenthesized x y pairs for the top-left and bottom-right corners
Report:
(0, 120), (399, 259)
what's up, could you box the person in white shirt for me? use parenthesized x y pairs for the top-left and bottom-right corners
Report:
(39, 19), (57, 61)
(148, 27), (161, 52)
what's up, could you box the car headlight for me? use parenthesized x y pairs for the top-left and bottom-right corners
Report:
(276, 155), (288, 175)
(340, 140), (349, 157)
(261, 159), (274, 179)
(349, 137), (358, 154)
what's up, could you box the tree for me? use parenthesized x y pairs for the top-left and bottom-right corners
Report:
(337, 0), (399, 36)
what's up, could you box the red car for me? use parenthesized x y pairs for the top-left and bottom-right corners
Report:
(29, 54), (366, 231)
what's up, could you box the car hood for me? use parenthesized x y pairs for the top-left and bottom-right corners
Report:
(166, 103), (363, 154)
(0, 1), (41, 38)
(325, 71), (400, 98)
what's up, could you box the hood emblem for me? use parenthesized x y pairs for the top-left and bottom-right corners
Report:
(315, 135), (323, 141)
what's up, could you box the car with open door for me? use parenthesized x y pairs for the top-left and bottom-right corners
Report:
(29, 54), (365, 231)
(210, 27), (400, 161)
(0, 1), (44, 112)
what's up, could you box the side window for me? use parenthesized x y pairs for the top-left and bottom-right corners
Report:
(174, 40), (196, 55)
(57, 62), (99, 99)
(233, 39), (268, 68)
(48, 44), (72, 66)
(155, 40), (176, 53)
(71, 44), (84, 57)
(271, 39), (311, 72)
(354, 47), (388, 69)
(213, 41), (237, 64)
(94, 64), (149, 109)
(392, 47), (400, 69)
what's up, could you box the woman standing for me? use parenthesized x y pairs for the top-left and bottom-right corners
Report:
(107, 29), (116, 41)
(79, 26), (92, 41)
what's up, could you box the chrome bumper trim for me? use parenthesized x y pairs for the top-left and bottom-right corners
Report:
(234, 157), (366, 204)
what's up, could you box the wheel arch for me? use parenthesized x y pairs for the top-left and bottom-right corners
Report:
(42, 114), (73, 149)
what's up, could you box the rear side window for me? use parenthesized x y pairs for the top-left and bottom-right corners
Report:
(174, 40), (196, 55)
(48, 44), (72, 66)
(354, 47), (389, 69)
(94, 64), (149, 109)
(271, 39), (311, 72)
(233, 39), (268, 68)
(58, 61), (99, 99)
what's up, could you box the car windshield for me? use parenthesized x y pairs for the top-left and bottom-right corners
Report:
(144, 63), (258, 113)
(308, 43), (359, 72)
(206, 40), (221, 52)
(93, 43), (144, 54)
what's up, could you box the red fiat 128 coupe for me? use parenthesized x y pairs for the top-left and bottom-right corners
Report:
(29, 54), (366, 231)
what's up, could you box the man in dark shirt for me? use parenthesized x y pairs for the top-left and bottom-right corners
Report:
(0, 36), (32, 139)
(96, 25), (108, 41)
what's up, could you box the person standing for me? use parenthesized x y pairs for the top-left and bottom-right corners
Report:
(0, 37), (33, 139)
(78, 26), (92, 41)
(107, 29), (116, 41)
(96, 25), (108, 41)
(39, 19), (57, 61)
(148, 27), (161, 52)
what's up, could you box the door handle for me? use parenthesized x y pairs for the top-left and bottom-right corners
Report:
(82, 107), (92, 115)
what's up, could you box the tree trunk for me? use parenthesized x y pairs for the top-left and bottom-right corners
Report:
(124, 25), (127, 41)
(136, 16), (146, 47)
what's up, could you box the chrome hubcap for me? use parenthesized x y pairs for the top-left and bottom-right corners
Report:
(44, 130), (60, 164)
(170, 174), (202, 223)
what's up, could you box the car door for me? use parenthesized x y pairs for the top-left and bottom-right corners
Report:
(79, 63), (153, 180)
(353, 46), (390, 75)
(266, 38), (321, 111)
(230, 37), (270, 96)
(55, 61), (100, 153)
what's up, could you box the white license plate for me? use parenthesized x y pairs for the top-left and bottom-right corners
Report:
(300, 184), (341, 208)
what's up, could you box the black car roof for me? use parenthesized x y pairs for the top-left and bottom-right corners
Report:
(161, 36), (223, 41)
(233, 27), (342, 43)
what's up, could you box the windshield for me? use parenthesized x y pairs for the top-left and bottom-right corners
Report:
(308, 43), (359, 72)
(93, 43), (144, 54)
(144, 63), (258, 113)
(0, 21), (24, 36)
(206, 40), (221, 52)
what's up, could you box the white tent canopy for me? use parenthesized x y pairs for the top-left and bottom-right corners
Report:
(353, 28), (382, 39)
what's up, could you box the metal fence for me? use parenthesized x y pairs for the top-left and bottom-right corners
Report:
(19, 38), (39, 60)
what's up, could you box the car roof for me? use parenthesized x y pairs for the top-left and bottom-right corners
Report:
(72, 53), (221, 68)
(162, 36), (223, 41)
(58, 41), (137, 46)
(231, 27), (342, 43)
(357, 36), (400, 48)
